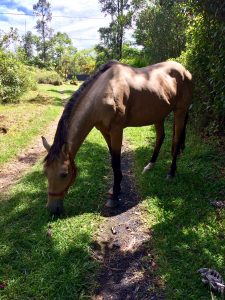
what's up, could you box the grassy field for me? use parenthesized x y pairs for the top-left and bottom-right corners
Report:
(125, 122), (225, 300)
(0, 84), (76, 166)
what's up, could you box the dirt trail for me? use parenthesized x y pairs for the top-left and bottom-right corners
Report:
(92, 142), (164, 300)
(0, 116), (60, 194)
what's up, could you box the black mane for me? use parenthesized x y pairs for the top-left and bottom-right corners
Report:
(44, 60), (118, 165)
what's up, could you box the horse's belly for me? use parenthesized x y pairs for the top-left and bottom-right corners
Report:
(124, 98), (172, 127)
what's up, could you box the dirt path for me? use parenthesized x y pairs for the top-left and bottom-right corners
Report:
(0, 116), (60, 194)
(92, 142), (164, 300)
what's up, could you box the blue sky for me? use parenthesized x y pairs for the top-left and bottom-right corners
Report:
(0, 0), (112, 50)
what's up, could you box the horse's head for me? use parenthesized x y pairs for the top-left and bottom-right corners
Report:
(42, 136), (77, 215)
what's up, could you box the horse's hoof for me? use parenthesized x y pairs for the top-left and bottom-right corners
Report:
(108, 187), (113, 195)
(105, 198), (119, 208)
(142, 162), (155, 174)
(166, 174), (174, 180)
(108, 188), (121, 195)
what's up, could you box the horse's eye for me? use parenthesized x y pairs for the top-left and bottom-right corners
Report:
(60, 172), (68, 179)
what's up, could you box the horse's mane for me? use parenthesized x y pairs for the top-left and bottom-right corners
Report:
(44, 60), (119, 165)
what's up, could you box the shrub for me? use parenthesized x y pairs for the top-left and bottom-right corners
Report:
(70, 75), (78, 85)
(35, 69), (63, 85)
(0, 51), (36, 104)
(177, 14), (225, 133)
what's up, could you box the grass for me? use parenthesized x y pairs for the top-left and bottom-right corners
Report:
(125, 120), (225, 300)
(1, 83), (224, 299)
(0, 129), (110, 299)
(0, 82), (111, 299)
(0, 84), (77, 166)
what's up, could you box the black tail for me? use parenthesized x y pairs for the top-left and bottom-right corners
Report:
(171, 112), (189, 155)
(180, 112), (189, 152)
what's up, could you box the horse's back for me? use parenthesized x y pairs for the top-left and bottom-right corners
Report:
(118, 61), (192, 126)
(93, 61), (192, 129)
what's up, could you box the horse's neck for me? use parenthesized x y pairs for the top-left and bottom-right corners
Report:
(67, 101), (95, 157)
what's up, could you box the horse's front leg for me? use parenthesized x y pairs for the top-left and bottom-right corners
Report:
(105, 128), (123, 208)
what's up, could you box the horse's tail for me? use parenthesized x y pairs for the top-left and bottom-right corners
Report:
(180, 112), (189, 152)
(172, 112), (189, 155)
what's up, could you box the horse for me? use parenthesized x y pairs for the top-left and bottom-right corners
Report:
(42, 60), (193, 215)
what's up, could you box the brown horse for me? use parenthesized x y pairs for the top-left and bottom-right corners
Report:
(42, 60), (193, 214)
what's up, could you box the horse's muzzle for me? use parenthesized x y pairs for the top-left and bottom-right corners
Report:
(47, 199), (64, 215)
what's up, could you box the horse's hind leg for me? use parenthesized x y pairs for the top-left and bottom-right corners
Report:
(105, 127), (123, 208)
(142, 121), (165, 174)
(167, 110), (188, 179)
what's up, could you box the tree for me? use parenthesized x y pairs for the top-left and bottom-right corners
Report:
(33, 0), (53, 63)
(134, 1), (188, 64)
(73, 49), (96, 74)
(22, 31), (37, 62)
(49, 32), (73, 67)
(97, 0), (140, 61)
(120, 43), (147, 67)
(0, 27), (19, 50)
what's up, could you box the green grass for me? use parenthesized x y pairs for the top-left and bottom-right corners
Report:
(0, 84), (77, 166)
(1, 85), (224, 299)
(125, 121), (225, 300)
(0, 129), (110, 299)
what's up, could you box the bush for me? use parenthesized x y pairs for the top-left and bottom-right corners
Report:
(70, 75), (78, 85)
(35, 69), (63, 85)
(0, 51), (36, 104)
(177, 14), (225, 133)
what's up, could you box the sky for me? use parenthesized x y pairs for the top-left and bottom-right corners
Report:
(0, 0), (113, 50)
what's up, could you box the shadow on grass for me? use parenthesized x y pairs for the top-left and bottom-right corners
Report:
(0, 140), (111, 299)
(47, 88), (77, 95)
(130, 128), (225, 299)
(26, 94), (63, 107)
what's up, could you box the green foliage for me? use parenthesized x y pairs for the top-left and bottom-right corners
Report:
(49, 32), (76, 77)
(73, 49), (96, 74)
(96, 0), (143, 62)
(35, 68), (63, 85)
(176, 10), (225, 133)
(70, 75), (78, 85)
(120, 44), (148, 67)
(134, 0), (225, 133)
(0, 51), (36, 104)
(22, 31), (38, 63)
(0, 27), (19, 51)
(125, 123), (225, 299)
(134, 1), (188, 64)
(33, 0), (53, 63)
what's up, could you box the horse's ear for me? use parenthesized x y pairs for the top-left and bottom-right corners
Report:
(61, 143), (69, 157)
(41, 136), (51, 152)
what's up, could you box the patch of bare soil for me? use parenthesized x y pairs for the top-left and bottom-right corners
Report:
(0, 117), (60, 194)
(92, 143), (165, 300)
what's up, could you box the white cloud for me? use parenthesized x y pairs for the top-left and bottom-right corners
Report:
(0, 0), (111, 50)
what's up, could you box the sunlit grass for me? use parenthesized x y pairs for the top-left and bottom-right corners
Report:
(125, 121), (225, 300)
(0, 84), (77, 166)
